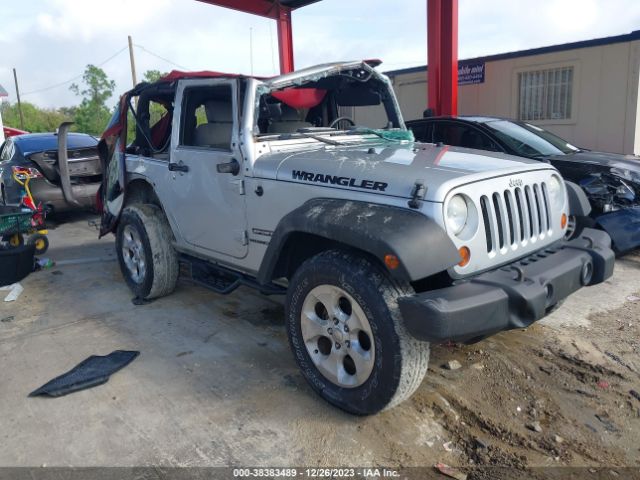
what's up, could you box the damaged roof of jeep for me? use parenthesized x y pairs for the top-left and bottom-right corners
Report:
(158, 60), (383, 84)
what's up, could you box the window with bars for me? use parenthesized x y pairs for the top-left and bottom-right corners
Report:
(518, 66), (573, 121)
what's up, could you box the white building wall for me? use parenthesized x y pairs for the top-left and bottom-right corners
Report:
(386, 37), (640, 155)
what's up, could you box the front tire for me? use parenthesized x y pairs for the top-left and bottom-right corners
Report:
(116, 204), (178, 300)
(286, 250), (430, 415)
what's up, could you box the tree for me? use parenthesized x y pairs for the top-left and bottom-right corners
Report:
(141, 70), (170, 128)
(143, 70), (165, 83)
(0, 101), (70, 133)
(70, 65), (116, 136)
(70, 65), (115, 106)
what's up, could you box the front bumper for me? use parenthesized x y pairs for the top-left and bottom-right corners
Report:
(398, 228), (615, 344)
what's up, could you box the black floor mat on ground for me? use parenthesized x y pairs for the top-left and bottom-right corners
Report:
(29, 350), (140, 397)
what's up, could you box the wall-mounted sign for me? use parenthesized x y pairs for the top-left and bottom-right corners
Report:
(458, 62), (485, 85)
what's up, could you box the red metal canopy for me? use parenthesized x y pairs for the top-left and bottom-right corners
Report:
(196, 0), (321, 74)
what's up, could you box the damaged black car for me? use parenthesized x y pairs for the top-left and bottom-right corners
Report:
(407, 116), (640, 253)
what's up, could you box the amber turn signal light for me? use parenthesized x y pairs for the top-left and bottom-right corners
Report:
(561, 213), (567, 229)
(384, 254), (400, 270)
(458, 246), (471, 267)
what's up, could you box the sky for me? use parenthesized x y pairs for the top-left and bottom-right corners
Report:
(1, 0), (639, 110)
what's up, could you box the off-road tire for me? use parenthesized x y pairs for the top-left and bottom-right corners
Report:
(116, 204), (178, 300)
(286, 250), (430, 415)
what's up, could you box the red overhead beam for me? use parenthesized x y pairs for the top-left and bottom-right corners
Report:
(196, 0), (319, 73)
(197, 0), (281, 19)
(427, 0), (458, 116)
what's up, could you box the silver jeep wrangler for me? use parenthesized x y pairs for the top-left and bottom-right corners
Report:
(97, 61), (614, 414)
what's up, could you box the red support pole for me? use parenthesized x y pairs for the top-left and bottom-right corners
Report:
(276, 4), (294, 73)
(440, 0), (458, 115)
(427, 0), (442, 115)
(427, 0), (458, 116)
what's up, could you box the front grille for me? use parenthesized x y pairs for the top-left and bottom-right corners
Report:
(480, 181), (552, 253)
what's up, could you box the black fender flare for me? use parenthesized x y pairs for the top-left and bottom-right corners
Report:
(257, 198), (460, 284)
(565, 181), (592, 217)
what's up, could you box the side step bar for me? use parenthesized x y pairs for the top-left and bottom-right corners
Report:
(180, 254), (286, 296)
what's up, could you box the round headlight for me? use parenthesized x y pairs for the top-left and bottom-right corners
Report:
(446, 194), (468, 235)
(548, 175), (563, 208)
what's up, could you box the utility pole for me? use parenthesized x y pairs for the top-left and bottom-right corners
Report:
(12, 68), (25, 131)
(128, 35), (138, 87)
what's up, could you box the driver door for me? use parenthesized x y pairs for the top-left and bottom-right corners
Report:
(161, 78), (248, 259)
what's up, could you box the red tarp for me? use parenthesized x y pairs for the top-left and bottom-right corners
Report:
(272, 88), (326, 109)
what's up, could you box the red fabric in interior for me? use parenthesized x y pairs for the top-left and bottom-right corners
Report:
(150, 114), (171, 148)
(272, 88), (327, 109)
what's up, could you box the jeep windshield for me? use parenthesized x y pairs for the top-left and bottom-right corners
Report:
(254, 62), (412, 145)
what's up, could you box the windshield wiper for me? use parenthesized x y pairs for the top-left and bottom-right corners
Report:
(294, 130), (344, 146)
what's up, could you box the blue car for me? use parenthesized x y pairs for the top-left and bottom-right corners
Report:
(0, 131), (101, 213)
(407, 116), (640, 253)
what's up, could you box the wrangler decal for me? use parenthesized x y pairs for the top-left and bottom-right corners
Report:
(291, 170), (388, 192)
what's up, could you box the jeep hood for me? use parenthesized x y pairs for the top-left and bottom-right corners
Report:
(253, 142), (553, 202)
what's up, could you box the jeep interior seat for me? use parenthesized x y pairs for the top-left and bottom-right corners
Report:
(267, 104), (312, 133)
(194, 100), (233, 148)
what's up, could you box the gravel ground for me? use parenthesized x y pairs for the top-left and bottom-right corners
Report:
(0, 213), (638, 475)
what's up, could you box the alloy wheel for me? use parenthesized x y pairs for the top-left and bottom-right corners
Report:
(300, 285), (375, 388)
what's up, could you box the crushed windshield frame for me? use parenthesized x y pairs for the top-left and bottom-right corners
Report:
(253, 64), (407, 143)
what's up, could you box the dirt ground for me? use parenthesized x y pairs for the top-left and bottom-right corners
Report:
(418, 287), (640, 470)
(0, 213), (638, 476)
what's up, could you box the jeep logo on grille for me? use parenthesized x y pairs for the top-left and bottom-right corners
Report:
(509, 178), (523, 188)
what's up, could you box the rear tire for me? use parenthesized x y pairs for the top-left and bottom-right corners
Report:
(286, 250), (430, 415)
(116, 204), (178, 300)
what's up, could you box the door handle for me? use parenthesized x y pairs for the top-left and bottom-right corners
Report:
(216, 158), (240, 175)
(168, 161), (189, 172)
